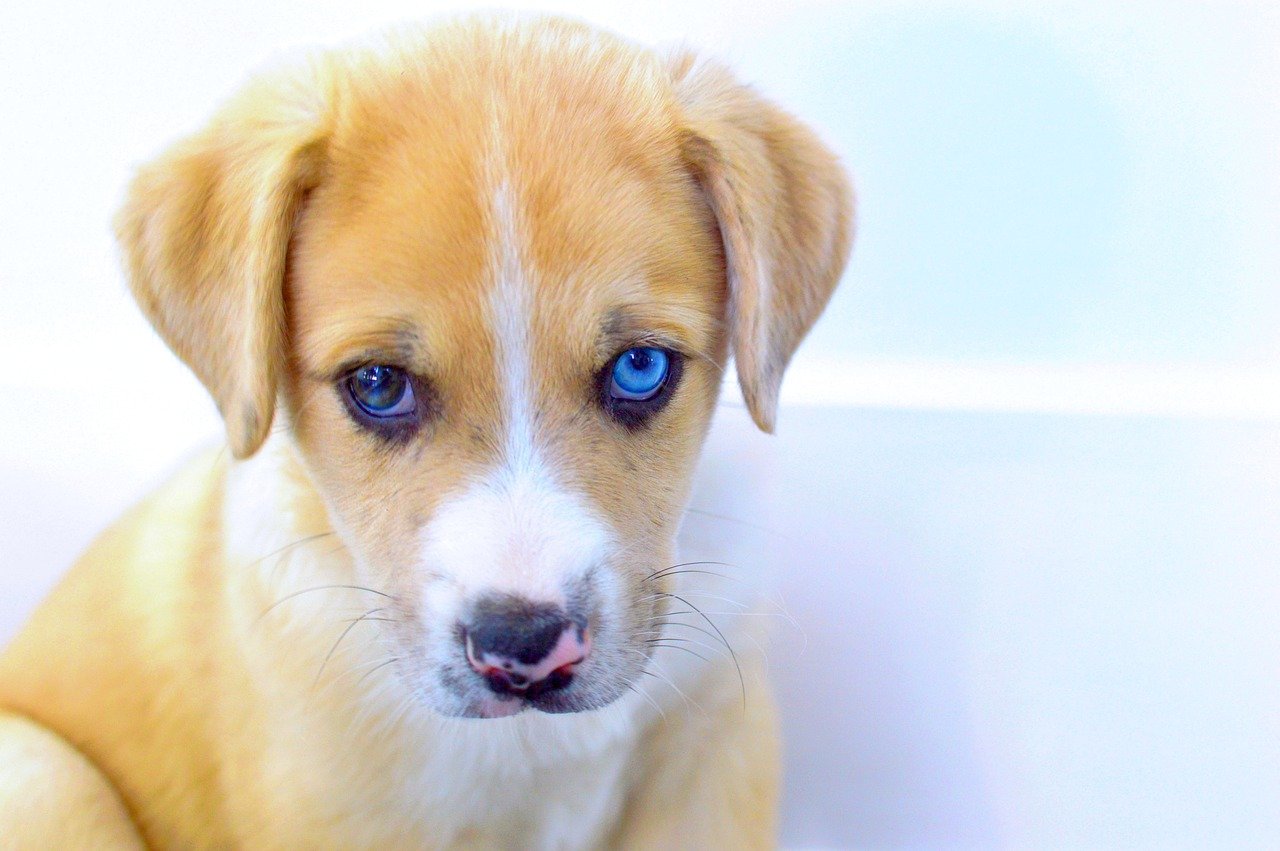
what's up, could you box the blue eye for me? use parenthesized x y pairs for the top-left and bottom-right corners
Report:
(609, 347), (670, 401)
(347, 365), (416, 417)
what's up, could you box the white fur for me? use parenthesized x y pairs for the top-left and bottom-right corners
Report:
(488, 176), (539, 475)
(220, 434), (656, 848)
(418, 474), (611, 604)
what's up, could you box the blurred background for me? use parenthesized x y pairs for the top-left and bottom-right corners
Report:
(1, 1), (1276, 847)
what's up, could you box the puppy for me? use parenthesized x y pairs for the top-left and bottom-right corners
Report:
(0, 14), (851, 849)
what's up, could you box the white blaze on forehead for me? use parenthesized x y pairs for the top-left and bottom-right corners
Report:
(416, 134), (612, 604)
(489, 178), (538, 473)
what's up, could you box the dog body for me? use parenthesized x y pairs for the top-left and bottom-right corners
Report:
(0, 15), (850, 848)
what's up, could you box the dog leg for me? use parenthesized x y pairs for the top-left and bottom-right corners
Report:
(0, 712), (144, 849)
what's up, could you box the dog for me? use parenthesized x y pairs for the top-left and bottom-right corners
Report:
(0, 14), (851, 848)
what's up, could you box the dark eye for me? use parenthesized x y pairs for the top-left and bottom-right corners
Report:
(609, 347), (670, 400)
(346, 365), (416, 418)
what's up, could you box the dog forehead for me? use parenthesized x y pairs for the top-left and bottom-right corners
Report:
(290, 168), (685, 376)
(290, 41), (720, 375)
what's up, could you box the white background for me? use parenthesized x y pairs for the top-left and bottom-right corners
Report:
(2, 1), (1278, 848)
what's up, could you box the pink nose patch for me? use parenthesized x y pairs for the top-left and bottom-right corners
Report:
(466, 624), (591, 689)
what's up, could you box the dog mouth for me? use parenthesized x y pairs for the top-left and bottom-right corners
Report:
(449, 674), (621, 719)
(433, 634), (637, 720)
(454, 653), (618, 720)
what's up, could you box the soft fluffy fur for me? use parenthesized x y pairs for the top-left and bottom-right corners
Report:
(0, 15), (851, 849)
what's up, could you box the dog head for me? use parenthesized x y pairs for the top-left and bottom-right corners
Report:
(117, 17), (852, 718)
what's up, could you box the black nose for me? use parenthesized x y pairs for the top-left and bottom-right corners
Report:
(468, 598), (567, 663)
(463, 596), (591, 699)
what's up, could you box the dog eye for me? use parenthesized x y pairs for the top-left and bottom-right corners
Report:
(599, 347), (682, 430)
(608, 348), (669, 401)
(347, 365), (416, 417)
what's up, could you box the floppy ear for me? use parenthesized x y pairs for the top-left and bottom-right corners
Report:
(116, 69), (330, 458)
(669, 53), (854, 432)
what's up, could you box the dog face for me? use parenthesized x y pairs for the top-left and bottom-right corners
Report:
(117, 17), (851, 718)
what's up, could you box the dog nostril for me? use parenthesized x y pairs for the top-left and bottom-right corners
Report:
(462, 596), (591, 699)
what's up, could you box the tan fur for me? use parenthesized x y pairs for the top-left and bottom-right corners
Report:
(0, 14), (850, 848)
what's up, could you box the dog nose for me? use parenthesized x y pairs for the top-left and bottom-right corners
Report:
(463, 598), (590, 698)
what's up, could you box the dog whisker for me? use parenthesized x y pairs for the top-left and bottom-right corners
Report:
(659, 592), (745, 710)
(636, 666), (697, 718)
(622, 682), (667, 722)
(643, 610), (698, 620)
(644, 567), (736, 584)
(650, 621), (736, 657)
(256, 584), (394, 624)
(673, 610), (791, 618)
(654, 634), (734, 661)
(267, 537), (350, 585)
(681, 506), (788, 539)
(638, 590), (749, 610)
(646, 606), (793, 619)
(344, 657), (409, 734)
(644, 560), (737, 582)
(249, 531), (336, 569)
(632, 624), (732, 665)
(650, 616), (736, 663)
(645, 558), (806, 658)
(311, 607), (387, 693)
(353, 656), (400, 690)
(638, 654), (709, 721)
(645, 639), (714, 665)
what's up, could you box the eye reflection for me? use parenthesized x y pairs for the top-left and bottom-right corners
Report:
(347, 365), (416, 417)
(609, 348), (669, 400)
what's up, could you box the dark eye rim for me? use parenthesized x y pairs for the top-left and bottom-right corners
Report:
(337, 364), (431, 442)
(597, 347), (684, 430)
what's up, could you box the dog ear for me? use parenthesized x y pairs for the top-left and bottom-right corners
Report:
(116, 69), (330, 458)
(669, 53), (854, 433)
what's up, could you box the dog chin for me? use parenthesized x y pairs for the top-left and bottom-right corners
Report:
(470, 695), (528, 719)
